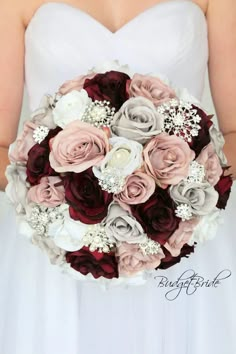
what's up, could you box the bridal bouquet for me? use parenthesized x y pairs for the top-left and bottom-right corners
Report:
(6, 62), (233, 286)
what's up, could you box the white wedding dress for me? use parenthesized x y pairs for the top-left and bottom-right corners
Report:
(0, 1), (236, 353)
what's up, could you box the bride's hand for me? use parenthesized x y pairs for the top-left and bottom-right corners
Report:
(0, 1), (25, 191)
(207, 0), (236, 180)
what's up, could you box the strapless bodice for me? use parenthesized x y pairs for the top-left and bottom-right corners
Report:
(24, 0), (208, 111)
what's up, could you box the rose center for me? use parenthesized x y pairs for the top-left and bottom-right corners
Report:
(108, 148), (131, 168)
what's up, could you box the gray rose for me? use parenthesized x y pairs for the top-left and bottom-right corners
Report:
(170, 181), (219, 216)
(104, 203), (146, 244)
(111, 97), (164, 144)
(5, 164), (29, 214)
(209, 125), (228, 167)
(32, 235), (66, 265)
(31, 94), (57, 129)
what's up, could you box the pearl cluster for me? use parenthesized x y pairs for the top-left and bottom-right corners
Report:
(175, 203), (193, 221)
(33, 125), (50, 144)
(139, 238), (161, 256)
(28, 205), (64, 236)
(158, 99), (201, 143)
(82, 225), (115, 253)
(98, 167), (126, 194)
(81, 100), (115, 128)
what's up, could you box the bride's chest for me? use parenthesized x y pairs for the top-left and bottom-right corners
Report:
(24, 1), (209, 110)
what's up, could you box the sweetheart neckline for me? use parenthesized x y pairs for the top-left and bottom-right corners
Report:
(25, 0), (206, 36)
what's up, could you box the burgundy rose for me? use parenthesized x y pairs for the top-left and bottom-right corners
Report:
(83, 70), (130, 111)
(189, 107), (213, 155)
(131, 188), (180, 244)
(26, 128), (61, 185)
(214, 170), (233, 209)
(158, 244), (195, 270)
(66, 246), (118, 279)
(64, 168), (113, 224)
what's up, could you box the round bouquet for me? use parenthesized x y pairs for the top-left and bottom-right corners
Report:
(6, 61), (233, 286)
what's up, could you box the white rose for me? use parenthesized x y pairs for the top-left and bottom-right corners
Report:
(93, 136), (143, 180)
(188, 209), (223, 245)
(52, 89), (92, 128)
(47, 206), (89, 251)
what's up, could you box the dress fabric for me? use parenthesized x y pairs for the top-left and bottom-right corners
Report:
(0, 1), (236, 353)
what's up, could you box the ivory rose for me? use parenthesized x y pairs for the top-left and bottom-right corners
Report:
(143, 133), (195, 188)
(117, 242), (165, 276)
(49, 121), (109, 173)
(27, 176), (65, 207)
(196, 143), (223, 186)
(93, 136), (143, 180)
(128, 73), (176, 106)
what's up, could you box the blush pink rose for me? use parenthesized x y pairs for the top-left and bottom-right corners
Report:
(117, 242), (165, 276)
(58, 73), (96, 95)
(114, 171), (155, 207)
(49, 121), (109, 173)
(164, 218), (200, 257)
(27, 176), (65, 207)
(196, 143), (223, 186)
(127, 74), (176, 106)
(143, 133), (195, 188)
(9, 121), (38, 163)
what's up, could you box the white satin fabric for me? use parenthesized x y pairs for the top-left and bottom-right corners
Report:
(0, 1), (236, 353)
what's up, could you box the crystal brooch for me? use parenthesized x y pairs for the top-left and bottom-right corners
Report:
(82, 225), (115, 253)
(158, 99), (201, 143)
(139, 238), (161, 256)
(98, 167), (126, 194)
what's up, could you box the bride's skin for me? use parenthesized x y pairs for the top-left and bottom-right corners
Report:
(0, 0), (235, 191)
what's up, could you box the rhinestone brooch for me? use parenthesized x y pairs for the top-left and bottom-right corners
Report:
(175, 204), (193, 221)
(185, 161), (205, 184)
(139, 238), (161, 256)
(98, 167), (126, 194)
(28, 205), (64, 236)
(82, 225), (115, 253)
(158, 99), (201, 143)
(33, 125), (50, 144)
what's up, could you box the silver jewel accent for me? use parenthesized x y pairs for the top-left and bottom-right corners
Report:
(33, 125), (50, 144)
(98, 167), (126, 194)
(28, 205), (64, 236)
(185, 161), (205, 184)
(158, 99), (201, 143)
(82, 225), (115, 253)
(139, 238), (161, 256)
(175, 204), (193, 221)
(81, 100), (115, 127)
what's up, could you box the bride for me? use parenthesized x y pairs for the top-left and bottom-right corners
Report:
(0, 0), (235, 353)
